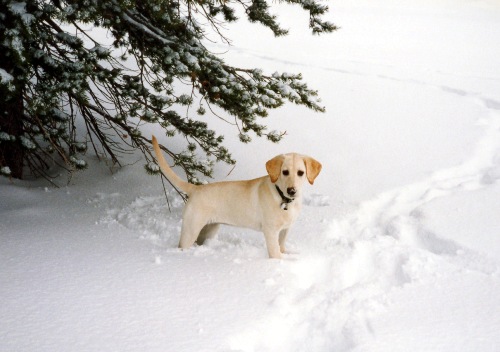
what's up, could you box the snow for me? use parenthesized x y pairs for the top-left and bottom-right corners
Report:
(0, 132), (13, 141)
(0, 166), (11, 176)
(8, 1), (34, 24)
(2, 0), (500, 351)
(19, 135), (36, 150)
(0, 68), (14, 83)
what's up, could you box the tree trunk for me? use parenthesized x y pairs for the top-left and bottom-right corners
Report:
(0, 58), (24, 179)
(0, 93), (24, 179)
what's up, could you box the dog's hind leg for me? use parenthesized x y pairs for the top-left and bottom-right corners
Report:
(196, 224), (220, 245)
(178, 206), (209, 249)
(179, 220), (205, 249)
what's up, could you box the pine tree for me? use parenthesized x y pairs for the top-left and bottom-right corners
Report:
(0, 0), (336, 184)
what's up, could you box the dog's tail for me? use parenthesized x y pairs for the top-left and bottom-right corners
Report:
(151, 135), (196, 195)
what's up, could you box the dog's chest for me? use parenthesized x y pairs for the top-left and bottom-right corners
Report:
(273, 201), (301, 226)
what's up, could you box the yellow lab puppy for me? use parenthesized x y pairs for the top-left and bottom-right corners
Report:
(152, 136), (321, 259)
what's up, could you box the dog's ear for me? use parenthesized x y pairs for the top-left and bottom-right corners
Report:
(304, 156), (322, 185)
(266, 155), (284, 183)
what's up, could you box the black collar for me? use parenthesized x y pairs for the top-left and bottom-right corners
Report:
(275, 185), (294, 210)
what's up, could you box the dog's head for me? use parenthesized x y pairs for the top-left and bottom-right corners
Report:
(266, 153), (322, 198)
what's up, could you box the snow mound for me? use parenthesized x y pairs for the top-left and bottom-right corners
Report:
(303, 193), (330, 207)
(99, 193), (183, 247)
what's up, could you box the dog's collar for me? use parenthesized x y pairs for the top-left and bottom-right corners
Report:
(275, 185), (294, 210)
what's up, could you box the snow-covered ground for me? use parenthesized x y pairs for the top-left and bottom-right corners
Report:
(2, 0), (500, 351)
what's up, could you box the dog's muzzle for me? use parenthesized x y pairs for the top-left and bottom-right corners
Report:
(276, 185), (294, 210)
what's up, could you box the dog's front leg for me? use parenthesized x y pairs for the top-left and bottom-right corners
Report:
(263, 229), (282, 259)
(279, 229), (290, 254)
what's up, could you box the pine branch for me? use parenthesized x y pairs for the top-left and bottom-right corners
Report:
(0, 0), (336, 185)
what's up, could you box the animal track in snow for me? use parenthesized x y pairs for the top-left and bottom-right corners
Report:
(230, 80), (500, 351)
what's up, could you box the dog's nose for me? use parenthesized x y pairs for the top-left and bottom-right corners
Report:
(287, 187), (297, 197)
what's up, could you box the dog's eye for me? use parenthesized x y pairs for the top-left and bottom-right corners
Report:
(282, 170), (289, 176)
(298, 170), (304, 177)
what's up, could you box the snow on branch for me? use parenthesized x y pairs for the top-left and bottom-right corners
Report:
(0, 0), (336, 184)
